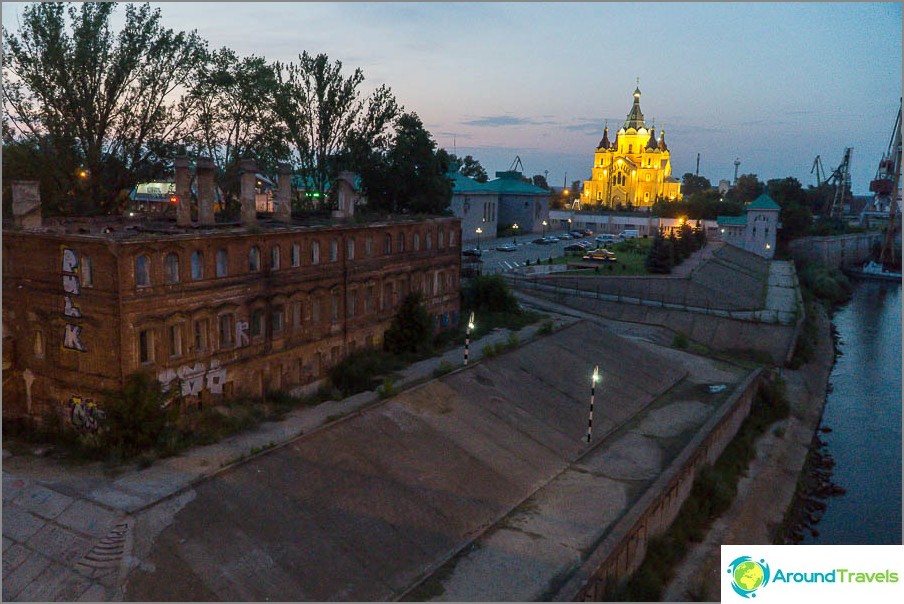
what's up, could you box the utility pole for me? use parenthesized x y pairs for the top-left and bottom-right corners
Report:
(696, 153), (700, 176)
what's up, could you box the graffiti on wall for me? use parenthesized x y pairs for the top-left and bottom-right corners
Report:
(69, 396), (104, 432)
(157, 359), (227, 397)
(61, 247), (87, 351)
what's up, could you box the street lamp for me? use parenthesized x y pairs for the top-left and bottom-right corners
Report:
(567, 217), (572, 234)
(586, 365), (600, 443)
(512, 223), (519, 244)
(475, 227), (483, 249)
(464, 311), (475, 366)
(542, 220), (548, 236)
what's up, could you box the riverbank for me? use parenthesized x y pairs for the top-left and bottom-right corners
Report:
(662, 303), (835, 600)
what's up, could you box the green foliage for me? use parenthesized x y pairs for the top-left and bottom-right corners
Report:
(796, 260), (852, 305)
(461, 274), (520, 314)
(680, 172), (712, 196)
(725, 173), (765, 204)
(3, 2), (206, 214)
(360, 112), (452, 214)
(433, 360), (456, 378)
(101, 371), (177, 458)
(383, 291), (434, 355)
(652, 189), (744, 220)
(273, 51), (399, 203)
(330, 349), (406, 396)
(672, 332), (689, 349)
(645, 229), (674, 274)
(437, 150), (488, 183)
(538, 321), (554, 335)
(677, 222), (698, 259)
(377, 377), (398, 399)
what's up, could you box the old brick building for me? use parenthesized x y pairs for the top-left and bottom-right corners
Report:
(2, 177), (461, 423)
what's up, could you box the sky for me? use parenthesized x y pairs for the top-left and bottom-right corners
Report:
(2, 2), (901, 195)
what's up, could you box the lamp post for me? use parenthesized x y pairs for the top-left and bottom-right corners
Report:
(464, 311), (475, 366)
(567, 217), (572, 234)
(512, 223), (519, 244)
(586, 365), (600, 443)
(542, 220), (548, 236)
(475, 227), (483, 250)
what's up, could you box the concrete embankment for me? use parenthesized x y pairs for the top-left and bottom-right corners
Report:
(661, 304), (835, 601)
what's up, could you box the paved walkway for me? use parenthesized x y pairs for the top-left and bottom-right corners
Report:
(2, 315), (575, 602)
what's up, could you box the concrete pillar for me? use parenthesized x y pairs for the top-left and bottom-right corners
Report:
(239, 159), (258, 227)
(174, 157), (192, 227)
(11, 181), (42, 229)
(196, 157), (216, 226)
(274, 163), (293, 223)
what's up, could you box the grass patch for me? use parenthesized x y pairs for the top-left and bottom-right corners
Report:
(329, 349), (408, 397)
(432, 360), (457, 378)
(609, 377), (789, 600)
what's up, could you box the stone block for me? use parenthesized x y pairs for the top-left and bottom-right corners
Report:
(1, 550), (51, 601)
(13, 483), (74, 519)
(26, 523), (94, 565)
(56, 498), (119, 538)
(2, 504), (45, 542)
(15, 562), (94, 603)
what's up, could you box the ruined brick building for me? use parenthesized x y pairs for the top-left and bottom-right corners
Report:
(2, 160), (461, 423)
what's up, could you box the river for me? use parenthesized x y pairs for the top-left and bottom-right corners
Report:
(803, 280), (902, 544)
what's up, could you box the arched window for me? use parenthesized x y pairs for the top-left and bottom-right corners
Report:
(33, 331), (44, 358)
(384, 234), (392, 255)
(449, 230), (456, 247)
(311, 240), (320, 264)
(438, 228), (445, 249)
(330, 239), (339, 262)
(136, 254), (150, 287)
(249, 246), (261, 272)
(426, 232), (433, 250)
(270, 245), (280, 270)
(164, 253), (180, 284)
(251, 309), (265, 337)
(216, 249), (228, 277)
(413, 233), (420, 251)
(397, 233), (405, 253)
(191, 251), (204, 280)
(347, 238), (355, 260)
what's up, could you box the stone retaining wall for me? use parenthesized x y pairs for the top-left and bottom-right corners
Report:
(788, 232), (882, 268)
(552, 368), (765, 601)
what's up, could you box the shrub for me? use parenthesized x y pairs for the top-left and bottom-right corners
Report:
(461, 274), (520, 314)
(672, 331), (689, 349)
(101, 371), (177, 458)
(383, 291), (434, 355)
(433, 360), (456, 378)
(377, 377), (397, 399)
(645, 229), (674, 274)
(507, 332), (519, 348)
(538, 320), (554, 335)
(330, 350), (405, 396)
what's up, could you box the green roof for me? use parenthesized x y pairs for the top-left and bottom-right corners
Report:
(448, 171), (493, 194)
(717, 215), (747, 226)
(747, 193), (781, 211)
(482, 171), (549, 195)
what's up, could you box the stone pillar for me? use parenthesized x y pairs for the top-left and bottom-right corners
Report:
(196, 157), (216, 226)
(274, 163), (293, 223)
(239, 159), (258, 227)
(11, 181), (42, 229)
(174, 157), (192, 227)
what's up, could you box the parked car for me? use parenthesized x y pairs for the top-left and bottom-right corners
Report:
(543, 236), (559, 243)
(618, 229), (640, 239)
(583, 248), (617, 262)
(462, 248), (483, 257)
(569, 230), (585, 238)
(557, 232), (574, 240)
(495, 243), (518, 252)
(564, 242), (591, 252)
(595, 234), (620, 245)
(581, 229), (594, 236)
(532, 237), (551, 245)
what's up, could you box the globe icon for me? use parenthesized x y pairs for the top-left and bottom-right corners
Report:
(733, 560), (765, 592)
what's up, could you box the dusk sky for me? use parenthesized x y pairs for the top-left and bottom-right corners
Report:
(3, 2), (901, 195)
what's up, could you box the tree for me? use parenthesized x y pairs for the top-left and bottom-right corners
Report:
(726, 173), (765, 204)
(101, 371), (177, 458)
(677, 222), (698, 258)
(780, 204), (813, 240)
(681, 172), (712, 196)
(187, 48), (289, 203)
(383, 292), (433, 356)
(645, 229), (674, 274)
(359, 112), (452, 214)
(273, 51), (399, 204)
(532, 174), (549, 190)
(3, 2), (206, 213)
(459, 155), (488, 182)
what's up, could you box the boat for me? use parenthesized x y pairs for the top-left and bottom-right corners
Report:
(844, 260), (902, 282)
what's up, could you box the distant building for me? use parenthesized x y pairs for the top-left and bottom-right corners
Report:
(450, 169), (549, 242)
(716, 193), (781, 259)
(3, 168), (461, 425)
(582, 87), (681, 210)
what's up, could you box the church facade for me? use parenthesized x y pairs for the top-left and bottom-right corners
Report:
(582, 87), (681, 210)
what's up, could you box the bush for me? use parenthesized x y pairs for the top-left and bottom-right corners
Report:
(330, 350), (405, 396)
(645, 229), (674, 274)
(672, 331), (689, 349)
(538, 321), (554, 335)
(433, 360), (456, 378)
(383, 291), (434, 355)
(101, 371), (177, 458)
(377, 377), (397, 399)
(461, 274), (520, 314)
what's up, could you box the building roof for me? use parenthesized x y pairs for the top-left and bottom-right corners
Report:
(622, 86), (646, 131)
(716, 215), (747, 226)
(483, 171), (549, 196)
(747, 193), (781, 211)
(448, 171), (494, 194)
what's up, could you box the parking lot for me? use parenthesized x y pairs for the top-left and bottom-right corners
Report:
(462, 229), (616, 273)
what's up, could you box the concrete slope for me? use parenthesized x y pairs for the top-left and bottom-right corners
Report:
(124, 321), (686, 601)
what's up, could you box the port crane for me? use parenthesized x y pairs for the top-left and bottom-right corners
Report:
(870, 101), (902, 267)
(823, 148), (853, 218)
(810, 155), (825, 187)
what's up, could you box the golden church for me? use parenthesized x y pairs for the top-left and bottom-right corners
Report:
(582, 86), (681, 209)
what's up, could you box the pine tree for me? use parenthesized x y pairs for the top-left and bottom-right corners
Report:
(645, 229), (674, 274)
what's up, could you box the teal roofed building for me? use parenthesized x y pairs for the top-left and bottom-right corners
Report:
(716, 193), (781, 259)
(448, 168), (498, 245)
(487, 170), (549, 236)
